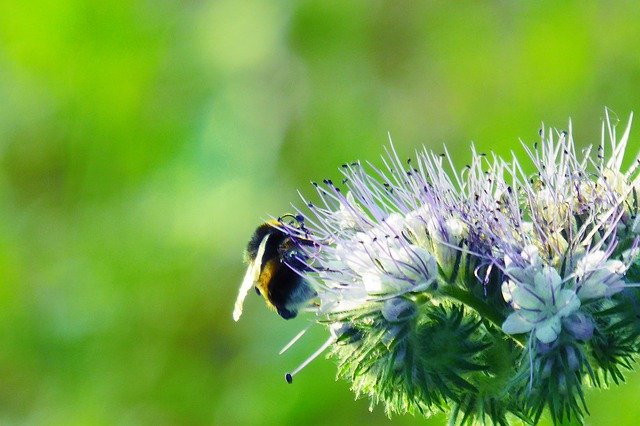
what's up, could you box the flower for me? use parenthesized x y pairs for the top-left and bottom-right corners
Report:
(502, 253), (581, 343)
(573, 250), (626, 300)
(243, 111), (640, 425)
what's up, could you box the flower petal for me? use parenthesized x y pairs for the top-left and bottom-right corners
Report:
(502, 313), (533, 335)
(535, 317), (562, 343)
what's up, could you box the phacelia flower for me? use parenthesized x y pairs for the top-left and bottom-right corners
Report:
(238, 110), (640, 425)
(502, 254), (580, 343)
(573, 250), (626, 300)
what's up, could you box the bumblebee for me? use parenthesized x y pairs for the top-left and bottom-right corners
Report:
(233, 218), (316, 321)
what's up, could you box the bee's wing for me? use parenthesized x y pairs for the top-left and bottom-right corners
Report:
(233, 234), (270, 321)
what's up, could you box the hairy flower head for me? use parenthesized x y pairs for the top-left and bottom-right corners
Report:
(240, 110), (640, 425)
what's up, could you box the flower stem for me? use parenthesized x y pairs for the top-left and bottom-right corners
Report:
(440, 284), (526, 348)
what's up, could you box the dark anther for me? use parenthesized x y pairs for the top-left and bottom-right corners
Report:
(295, 214), (304, 222)
(285, 373), (293, 384)
(341, 164), (348, 168)
(312, 182), (318, 187)
(342, 179), (348, 184)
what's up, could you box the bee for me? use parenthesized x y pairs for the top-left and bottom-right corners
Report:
(233, 217), (316, 321)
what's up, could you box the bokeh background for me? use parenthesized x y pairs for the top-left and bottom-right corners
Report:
(1, 1), (640, 425)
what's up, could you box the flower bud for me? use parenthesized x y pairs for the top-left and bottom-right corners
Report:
(382, 297), (416, 323)
(562, 313), (594, 341)
(565, 345), (580, 371)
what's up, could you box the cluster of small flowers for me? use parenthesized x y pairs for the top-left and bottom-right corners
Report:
(274, 112), (640, 425)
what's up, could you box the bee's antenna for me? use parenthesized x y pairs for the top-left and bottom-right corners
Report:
(278, 213), (304, 225)
(284, 334), (335, 384)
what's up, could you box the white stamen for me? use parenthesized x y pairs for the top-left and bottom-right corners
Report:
(285, 335), (336, 383)
(279, 324), (312, 355)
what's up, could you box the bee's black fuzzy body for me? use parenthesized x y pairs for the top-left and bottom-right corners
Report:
(243, 220), (316, 319)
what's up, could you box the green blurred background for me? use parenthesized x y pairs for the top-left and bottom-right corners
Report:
(1, 1), (639, 425)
